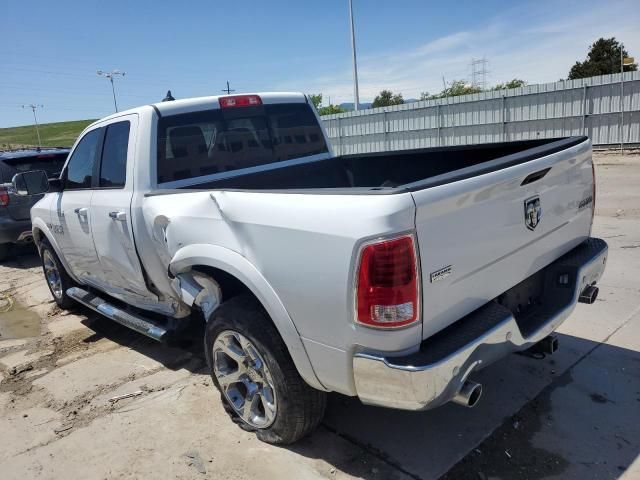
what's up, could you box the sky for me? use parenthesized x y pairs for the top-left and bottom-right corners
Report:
(1, 0), (639, 127)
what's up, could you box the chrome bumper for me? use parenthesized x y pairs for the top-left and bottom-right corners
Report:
(352, 238), (608, 411)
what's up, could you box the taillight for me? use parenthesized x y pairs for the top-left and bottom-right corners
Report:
(0, 187), (9, 207)
(219, 95), (262, 108)
(355, 235), (420, 329)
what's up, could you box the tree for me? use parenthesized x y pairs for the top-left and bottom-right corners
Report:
(492, 79), (527, 90)
(372, 90), (404, 108)
(568, 37), (637, 80)
(424, 80), (481, 100)
(309, 93), (323, 110)
(308, 93), (345, 115)
(318, 104), (345, 115)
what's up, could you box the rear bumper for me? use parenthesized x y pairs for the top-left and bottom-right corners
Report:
(352, 237), (608, 411)
(0, 216), (32, 244)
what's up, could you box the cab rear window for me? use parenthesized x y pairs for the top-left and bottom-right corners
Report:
(156, 103), (328, 184)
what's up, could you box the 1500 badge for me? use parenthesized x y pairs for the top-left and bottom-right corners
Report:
(47, 223), (64, 235)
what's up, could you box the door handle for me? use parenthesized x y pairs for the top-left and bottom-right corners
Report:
(74, 207), (88, 216)
(109, 211), (127, 222)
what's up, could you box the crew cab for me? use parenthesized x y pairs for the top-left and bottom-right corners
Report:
(16, 93), (607, 444)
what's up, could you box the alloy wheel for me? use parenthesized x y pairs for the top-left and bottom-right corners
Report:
(212, 330), (277, 428)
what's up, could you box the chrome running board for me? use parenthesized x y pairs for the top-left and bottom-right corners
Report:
(67, 287), (168, 342)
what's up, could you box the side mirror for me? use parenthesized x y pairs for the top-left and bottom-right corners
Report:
(12, 170), (50, 196)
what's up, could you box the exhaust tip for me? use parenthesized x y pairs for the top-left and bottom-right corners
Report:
(452, 380), (483, 408)
(579, 285), (599, 304)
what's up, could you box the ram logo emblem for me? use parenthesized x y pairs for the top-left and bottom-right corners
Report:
(524, 196), (542, 231)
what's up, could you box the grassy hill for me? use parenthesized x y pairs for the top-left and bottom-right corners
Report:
(0, 119), (95, 149)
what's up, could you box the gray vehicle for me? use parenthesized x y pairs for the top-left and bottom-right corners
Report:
(0, 148), (69, 260)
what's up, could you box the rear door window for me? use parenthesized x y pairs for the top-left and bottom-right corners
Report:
(156, 103), (328, 184)
(99, 121), (130, 188)
(65, 129), (101, 190)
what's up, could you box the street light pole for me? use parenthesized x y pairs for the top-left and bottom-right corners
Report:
(22, 104), (43, 148)
(348, 0), (360, 111)
(97, 69), (126, 112)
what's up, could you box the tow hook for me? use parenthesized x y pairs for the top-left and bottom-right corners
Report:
(526, 335), (559, 357)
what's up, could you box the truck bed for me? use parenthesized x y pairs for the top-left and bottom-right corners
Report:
(176, 137), (587, 193)
(155, 135), (594, 342)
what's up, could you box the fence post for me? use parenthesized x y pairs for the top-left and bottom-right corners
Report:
(502, 95), (507, 142)
(383, 110), (388, 152)
(581, 84), (587, 136)
(336, 117), (342, 155)
(620, 71), (624, 154)
(436, 104), (441, 146)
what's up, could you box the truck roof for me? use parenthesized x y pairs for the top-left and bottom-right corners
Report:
(87, 92), (308, 130)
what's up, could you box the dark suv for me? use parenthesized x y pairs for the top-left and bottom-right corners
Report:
(0, 148), (69, 261)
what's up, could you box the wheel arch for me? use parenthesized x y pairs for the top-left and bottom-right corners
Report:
(170, 244), (327, 392)
(31, 219), (81, 284)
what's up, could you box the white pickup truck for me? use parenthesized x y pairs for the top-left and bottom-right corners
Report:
(14, 92), (607, 444)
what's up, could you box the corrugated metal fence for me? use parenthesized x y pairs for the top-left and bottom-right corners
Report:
(321, 72), (640, 154)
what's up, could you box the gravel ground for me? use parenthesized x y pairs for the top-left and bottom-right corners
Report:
(0, 152), (639, 480)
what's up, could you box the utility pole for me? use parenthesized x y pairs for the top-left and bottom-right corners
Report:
(97, 69), (126, 112)
(22, 104), (43, 148)
(348, 0), (360, 111)
(221, 81), (235, 95)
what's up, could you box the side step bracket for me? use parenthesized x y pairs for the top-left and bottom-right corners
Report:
(67, 287), (169, 342)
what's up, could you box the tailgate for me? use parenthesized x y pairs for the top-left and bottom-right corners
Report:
(411, 138), (594, 340)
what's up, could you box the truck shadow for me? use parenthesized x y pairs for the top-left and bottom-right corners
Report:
(291, 333), (640, 480)
(2, 246), (40, 269)
(75, 312), (640, 480)
(77, 306), (209, 373)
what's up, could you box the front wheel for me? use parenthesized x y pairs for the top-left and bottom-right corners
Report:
(204, 294), (326, 444)
(39, 239), (76, 309)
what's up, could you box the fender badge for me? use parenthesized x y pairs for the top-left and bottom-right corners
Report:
(430, 265), (452, 283)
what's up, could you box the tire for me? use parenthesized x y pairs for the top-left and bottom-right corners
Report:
(204, 293), (326, 444)
(39, 239), (76, 309)
(0, 243), (8, 262)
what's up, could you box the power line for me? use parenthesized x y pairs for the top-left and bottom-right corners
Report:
(470, 57), (489, 89)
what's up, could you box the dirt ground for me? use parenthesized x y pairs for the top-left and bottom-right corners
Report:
(1, 152), (639, 480)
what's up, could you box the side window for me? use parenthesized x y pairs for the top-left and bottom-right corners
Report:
(99, 121), (130, 188)
(65, 129), (101, 189)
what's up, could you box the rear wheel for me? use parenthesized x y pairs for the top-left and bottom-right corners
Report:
(40, 239), (75, 309)
(0, 243), (9, 262)
(204, 294), (326, 444)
